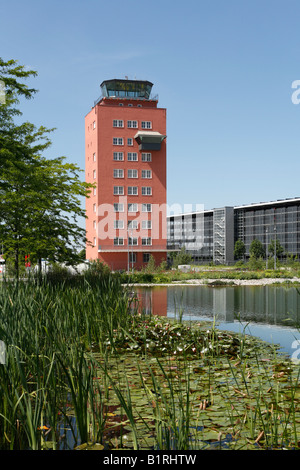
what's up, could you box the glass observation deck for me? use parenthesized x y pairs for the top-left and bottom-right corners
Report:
(100, 79), (154, 100)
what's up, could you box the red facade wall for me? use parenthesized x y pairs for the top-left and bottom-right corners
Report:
(85, 94), (167, 270)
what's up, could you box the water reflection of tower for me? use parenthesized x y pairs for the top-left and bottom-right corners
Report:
(134, 288), (167, 316)
(212, 288), (235, 322)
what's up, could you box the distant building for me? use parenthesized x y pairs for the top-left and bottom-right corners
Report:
(85, 79), (167, 270)
(167, 198), (300, 264)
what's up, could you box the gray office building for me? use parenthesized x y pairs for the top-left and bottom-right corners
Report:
(167, 197), (300, 264)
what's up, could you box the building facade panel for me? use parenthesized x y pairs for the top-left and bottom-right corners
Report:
(167, 198), (300, 265)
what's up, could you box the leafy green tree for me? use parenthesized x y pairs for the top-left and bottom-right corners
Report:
(0, 58), (93, 277)
(171, 247), (192, 268)
(234, 240), (246, 260)
(268, 238), (284, 259)
(249, 239), (265, 259)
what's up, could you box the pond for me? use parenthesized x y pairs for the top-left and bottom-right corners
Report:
(132, 285), (300, 358)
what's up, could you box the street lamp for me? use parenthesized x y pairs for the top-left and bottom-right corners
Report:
(266, 227), (268, 269)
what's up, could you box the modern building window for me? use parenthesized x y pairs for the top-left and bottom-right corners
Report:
(93, 153), (96, 162)
(128, 220), (139, 229)
(141, 169), (152, 179)
(128, 203), (138, 213)
(113, 186), (124, 195)
(114, 220), (124, 229)
(93, 188), (96, 196)
(127, 152), (138, 161)
(128, 237), (138, 246)
(141, 153), (152, 162)
(143, 253), (150, 263)
(113, 137), (124, 145)
(113, 169), (124, 178)
(93, 170), (96, 179)
(128, 186), (138, 195)
(94, 237), (97, 246)
(141, 121), (152, 129)
(129, 253), (137, 263)
(142, 220), (152, 229)
(142, 203), (152, 212)
(113, 119), (124, 128)
(127, 138), (133, 146)
(128, 169), (138, 178)
(93, 220), (96, 230)
(113, 152), (124, 161)
(93, 121), (96, 129)
(93, 203), (96, 213)
(142, 237), (152, 246)
(114, 237), (124, 245)
(127, 120), (138, 128)
(114, 203), (124, 212)
(142, 187), (152, 196)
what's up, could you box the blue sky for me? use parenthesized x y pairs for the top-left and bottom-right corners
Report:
(1, 0), (300, 215)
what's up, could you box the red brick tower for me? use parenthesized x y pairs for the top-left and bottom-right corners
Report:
(85, 79), (167, 270)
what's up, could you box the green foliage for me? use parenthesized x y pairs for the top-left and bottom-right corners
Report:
(249, 239), (265, 259)
(234, 240), (246, 260)
(268, 238), (284, 258)
(170, 248), (192, 268)
(0, 58), (93, 276)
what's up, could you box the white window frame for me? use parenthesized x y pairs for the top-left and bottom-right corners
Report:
(128, 186), (138, 196)
(114, 203), (124, 212)
(128, 237), (138, 246)
(142, 237), (152, 246)
(114, 237), (124, 246)
(141, 153), (152, 162)
(113, 152), (124, 161)
(93, 203), (97, 213)
(93, 153), (96, 162)
(141, 121), (152, 129)
(113, 186), (124, 195)
(128, 169), (138, 178)
(129, 252), (137, 263)
(128, 220), (139, 229)
(143, 253), (150, 263)
(93, 170), (96, 179)
(113, 119), (124, 128)
(127, 120), (138, 128)
(127, 138), (133, 146)
(113, 137), (124, 146)
(128, 203), (138, 213)
(141, 169), (152, 179)
(142, 203), (152, 212)
(127, 152), (138, 161)
(114, 220), (124, 229)
(142, 186), (152, 196)
(113, 169), (124, 178)
(142, 220), (152, 229)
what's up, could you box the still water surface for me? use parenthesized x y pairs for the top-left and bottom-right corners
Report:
(133, 285), (300, 358)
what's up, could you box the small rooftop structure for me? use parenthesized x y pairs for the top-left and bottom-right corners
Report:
(100, 79), (154, 100)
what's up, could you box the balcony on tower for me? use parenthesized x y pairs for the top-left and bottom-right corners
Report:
(134, 130), (166, 151)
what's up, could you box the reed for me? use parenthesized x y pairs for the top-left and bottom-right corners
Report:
(1, 274), (300, 450)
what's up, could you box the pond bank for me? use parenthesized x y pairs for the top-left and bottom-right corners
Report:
(125, 277), (300, 287)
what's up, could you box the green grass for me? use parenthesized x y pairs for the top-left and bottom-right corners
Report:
(0, 271), (300, 450)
